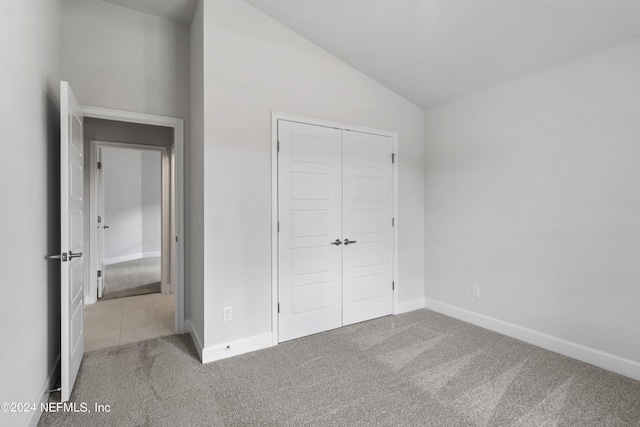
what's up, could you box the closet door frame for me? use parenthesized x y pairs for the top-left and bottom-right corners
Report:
(270, 112), (399, 345)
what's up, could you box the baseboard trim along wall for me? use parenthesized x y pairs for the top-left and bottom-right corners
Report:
(425, 298), (640, 381)
(201, 333), (274, 364)
(26, 355), (60, 427)
(184, 320), (204, 362)
(395, 297), (426, 314)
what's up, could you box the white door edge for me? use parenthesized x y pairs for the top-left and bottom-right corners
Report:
(270, 111), (399, 344)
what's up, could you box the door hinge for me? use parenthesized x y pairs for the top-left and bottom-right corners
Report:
(392, 218), (395, 227)
(277, 140), (280, 152)
(97, 270), (102, 278)
(277, 303), (280, 313)
(392, 153), (396, 164)
(392, 281), (395, 291)
(277, 222), (280, 232)
(97, 161), (102, 169)
(176, 236), (178, 242)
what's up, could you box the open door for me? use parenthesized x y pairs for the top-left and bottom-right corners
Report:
(60, 81), (85, 402)
(96, 147), (105, 299)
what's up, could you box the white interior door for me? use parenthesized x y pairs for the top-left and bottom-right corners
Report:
(278, 121), (343, 342)
(60, 81), (85, 402)
(342, 131), (394, 325)
(96, 147), (105, 298)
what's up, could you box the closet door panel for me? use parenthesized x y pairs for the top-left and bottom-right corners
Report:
(278, 121), (343, 342)
(342, 131), (394, 326)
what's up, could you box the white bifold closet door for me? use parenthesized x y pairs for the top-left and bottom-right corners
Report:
(278, 120), (393, 342)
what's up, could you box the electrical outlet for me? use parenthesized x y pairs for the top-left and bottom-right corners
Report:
(223, 306), (232, 322)
(472, 285), (480, 298)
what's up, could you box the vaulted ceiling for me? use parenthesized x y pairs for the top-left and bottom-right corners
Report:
(102, 0), (197, 24)
(244, 0), (640, 108)
(102, 0), (640, 108)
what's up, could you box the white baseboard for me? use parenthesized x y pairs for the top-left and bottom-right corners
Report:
(201, 333), (274, 364)
(104, 251), (161, 265)
(425, 298), (640, 381)
(184, 320), (204, 362)
(396, 297), (425, 314)
(26, 355), (60, 427)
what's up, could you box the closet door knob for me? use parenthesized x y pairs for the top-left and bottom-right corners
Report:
(330, 239), (342, 246)
(343, 239), (357, 245)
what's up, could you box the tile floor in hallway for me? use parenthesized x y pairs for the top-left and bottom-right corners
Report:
(83, 293), (175, 352)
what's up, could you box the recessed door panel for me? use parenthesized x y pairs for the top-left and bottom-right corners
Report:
(351, 209), (385, 235)
(291, 281), (333, 314)
(350, 273), (386, 303)
(350, 242), (385, 268)
(352, 175), (385, 201)
(352, 141), (386, 167)
(291, 210), (333, 238)
(291, 172), (334, 200)
(291, 134), (335, 165)
(291, 246), (333, 276)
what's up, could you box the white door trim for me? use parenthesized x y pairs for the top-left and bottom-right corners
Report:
(80, 105), (185, 334)
(271, 111), (399, 345)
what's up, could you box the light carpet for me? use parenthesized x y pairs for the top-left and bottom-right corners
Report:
(102, 257), (161, 299)
(40, 309), (640, 426)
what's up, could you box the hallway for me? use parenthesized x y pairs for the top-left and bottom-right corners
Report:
(84, 294), (175, 351)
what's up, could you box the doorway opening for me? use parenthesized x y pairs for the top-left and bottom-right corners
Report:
(82, 113), (183, 351)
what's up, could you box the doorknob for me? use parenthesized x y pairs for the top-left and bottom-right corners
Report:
(343, 239), (357, 245)
(103, 225), (110, 229)
(330, 239), (342, 246)
(69, 250), (83, 259)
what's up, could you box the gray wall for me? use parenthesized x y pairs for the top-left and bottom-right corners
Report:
(188, 0), (205, 346)
(62, 0), (189, 119)
(424, 38), (640, 364)
(200, 0), (425, 351)
(0, 1), (62, 426)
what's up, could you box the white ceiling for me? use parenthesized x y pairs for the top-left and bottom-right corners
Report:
(243, 0), (640, 108)
(101, 0), (640, 108)
(101, 0), (197, 24)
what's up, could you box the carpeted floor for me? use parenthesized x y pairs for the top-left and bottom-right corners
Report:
(102, 257), (161, 299)
(40, 309), (640, 426)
